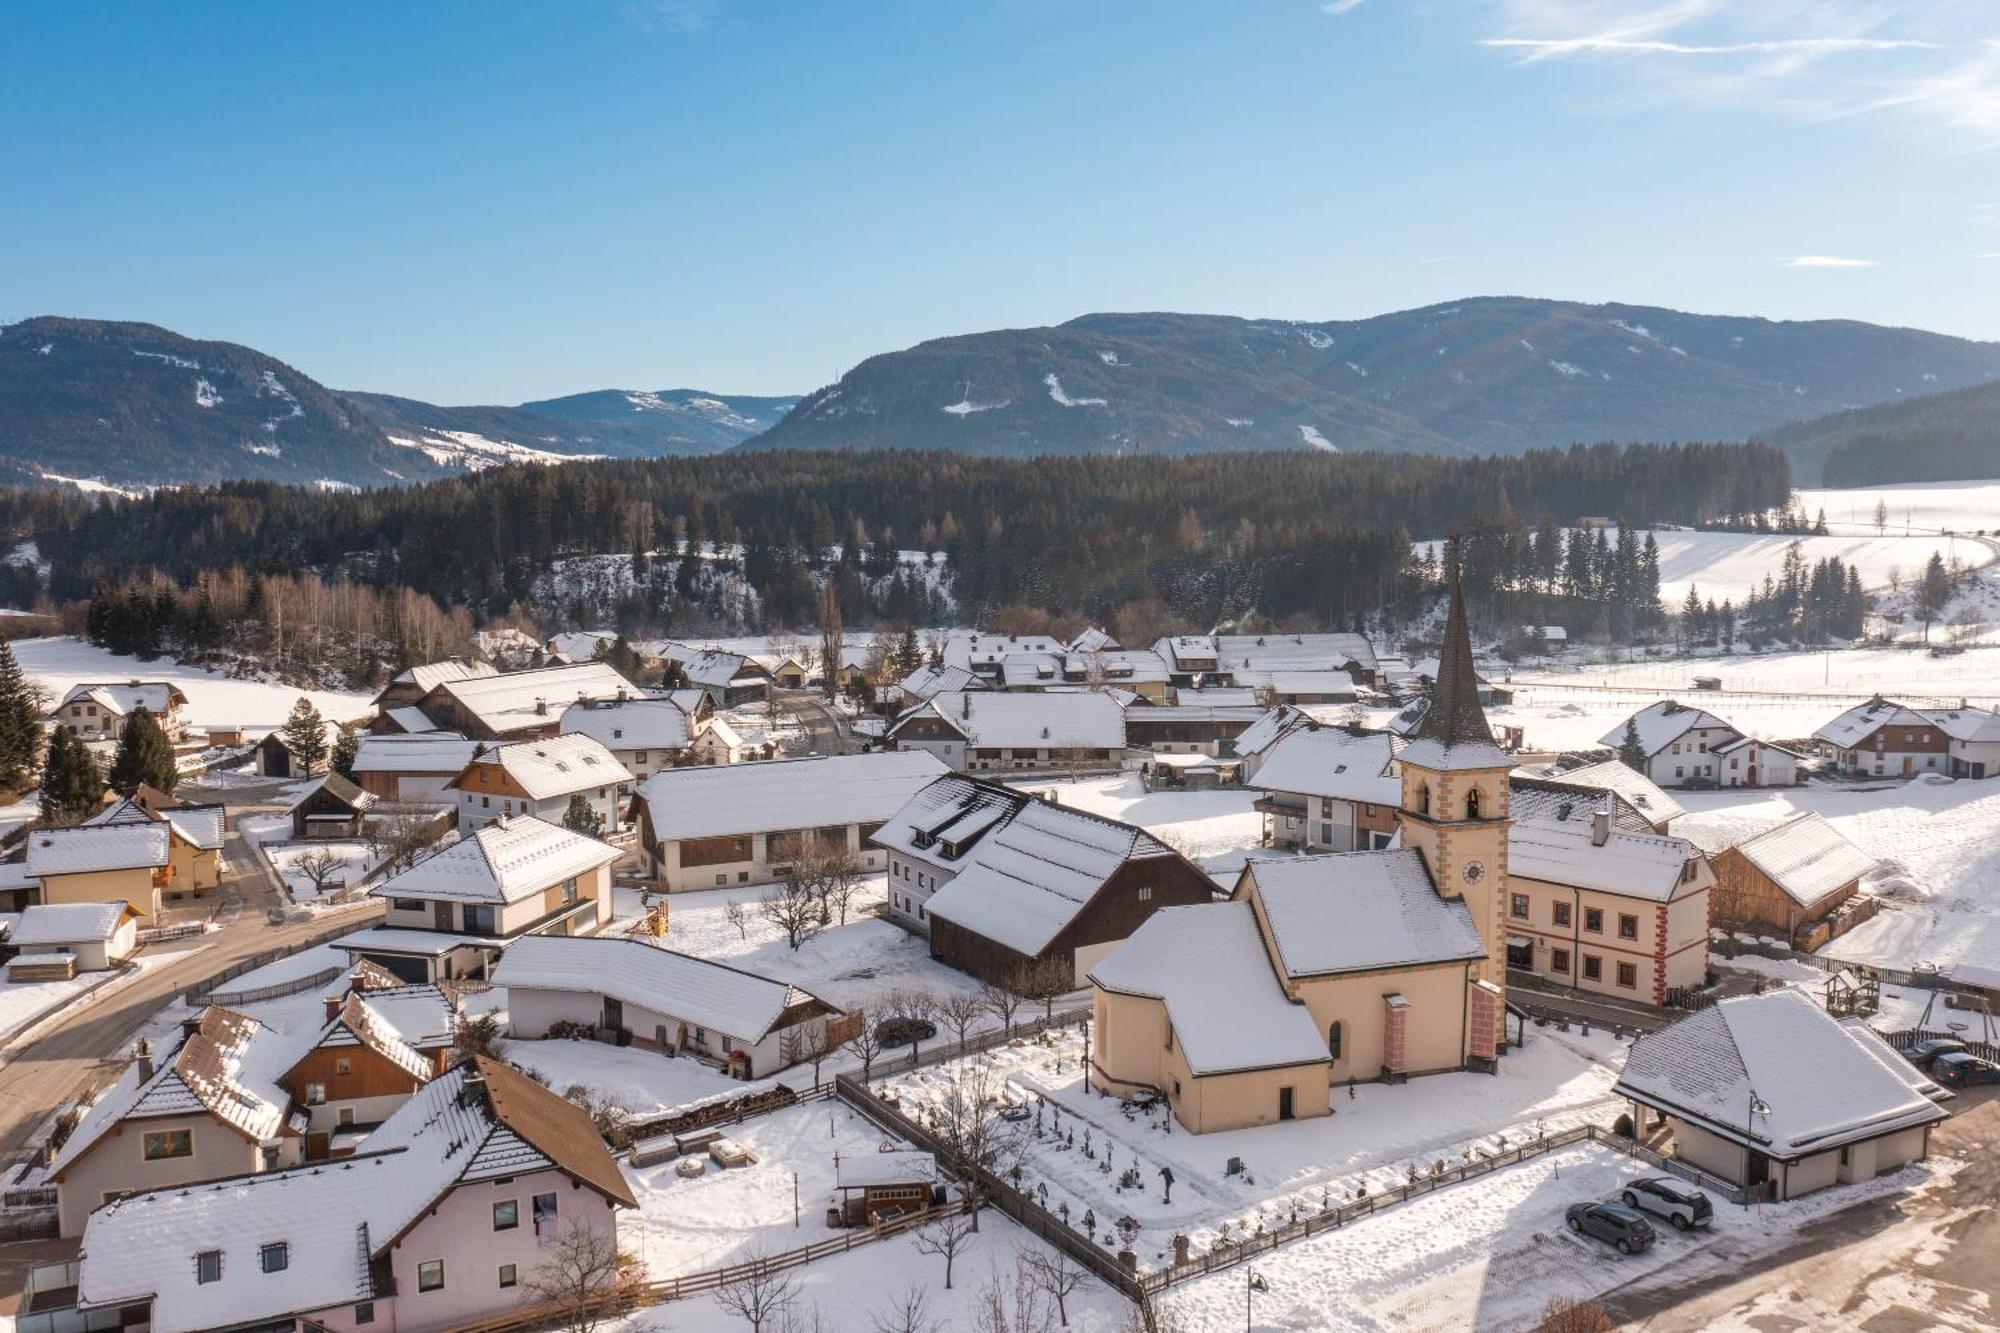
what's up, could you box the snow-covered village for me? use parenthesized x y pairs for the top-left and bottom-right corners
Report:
(5, 7), (2000, 1332)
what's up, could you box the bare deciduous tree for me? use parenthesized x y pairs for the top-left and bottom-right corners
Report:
(712, 1253), (801, 1332)
(1018, 1249), (1086, 1327)
(968, 1257), (1057, 1333)
(761, 875), (826, 952)
(289, 846), (346, 896)
(724, 898), (752, 941)
(934, 990), (986, 1055)
(371, 807), (445, 876)
(977, 981), (1024, 1037)
(910, 1205), (980, 1290)
(931, 1062), (1027, 1222)
(844, 1017), (885, 1083)
(870, 1284), (942, 1333)
(778, 1022), (835, 1087)
(1537, 1296), (1615, 1333)
(518, 1219), (630, 1333)
(1018, 955), (1076, 1026)
(884, 987), (938, 1066)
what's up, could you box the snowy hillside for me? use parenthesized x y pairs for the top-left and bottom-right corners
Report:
(15, 637), (373, 734)
(385, 429), (601, 471)
(532, 545), (954, 632)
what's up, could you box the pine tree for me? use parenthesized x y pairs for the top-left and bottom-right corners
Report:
(330, 722), (360, 781)
(39, 726), (102, 825)
(894, 626), (923, 675)
(1917, 553), (1951, 643)
(1618, 718), (1647, 774)
(0, 639), (44, 791)
(108, 706), (177, 796)
(561, 792), (605, 838)
(281, 697), (329, 777)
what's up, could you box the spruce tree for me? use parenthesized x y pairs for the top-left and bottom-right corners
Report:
(109, 706), (178, 796)
(330, 722), (360, 781)
(1618, 718), (1647, 774)
(39, 726), (102, 825)
(281, 697), (330, 776)
(0, 639), (44, 791)
(561, 792), (605, 837)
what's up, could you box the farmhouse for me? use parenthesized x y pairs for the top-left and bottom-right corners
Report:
(629, 749), (948, 892)
(1214, 632), (1381, 690)
(1600, 701), (1747, 788)
(25, 822), (171, 924)
(1089, 579), (1512, 1133)
(494, 934), (847, 1078)
(1814, 697), (1948, 778)
(277, 986), (457, 1157)
(1120, 703), (1265, 758)
(404, 661), (639, 740)
(448, 732), (631, 834)
(1710, 812), (1878, 947)
(352, 815), (619, 983)
(873, 774), (1218, 988)
(1248, 725), (1401, 853)
(941, 632), (1069, 680)
(49, 1008), (300, 1237)
(890, 661), (987, 707)
(48, 682), (191, 743)
(1057, 647), (1172, 700)
(559, 693), (733, 777)
(1614, 990), (1949, 1201)
(351, 732), (483, 803)
(368, 658), (496, 715)
(884, 690), (1127, 772)
(655, 641), (770, 706)
(3, 901), (138, 980)
(73, 1058), (637, 1333)
(85, 794), (226, 899)
(1923, 703), (2000, 780)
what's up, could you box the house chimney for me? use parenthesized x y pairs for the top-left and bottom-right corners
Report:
(535, 697), (548, 716)
(460, 1066), (488, 1110)
(135, 1038), (155, 1082)
(1591, 809), (1610, 847)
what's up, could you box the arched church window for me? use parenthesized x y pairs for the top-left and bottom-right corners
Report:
(1328, 1021), (1343, 1059)
(1466, 786), (1482, 820)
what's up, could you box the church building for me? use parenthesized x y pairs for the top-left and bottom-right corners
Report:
(1087, 577), (1514, 1133)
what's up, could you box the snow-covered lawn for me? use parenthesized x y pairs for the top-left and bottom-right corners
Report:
(264, 840), (375, 901)
(1034, 773), (1266, 874)
(878, 1020), (1628, 1273)
(500, 1036), (747, 1115)
(609, 878), (986, 1018)
(13, 636), (372, 734)
(1796, 478), (2000, 537)
(1153, 1144), (1953, 1332)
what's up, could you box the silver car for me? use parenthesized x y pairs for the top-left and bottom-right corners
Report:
(1621, 1176), (1713, 1230)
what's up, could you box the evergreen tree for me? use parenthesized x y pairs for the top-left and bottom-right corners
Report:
(330, 722), (360, 781)
(560, 792), (605, 838)
(1618, 718), (1647, 773)
(108, 706), (177, 796)
(281, 697), (329, 776)
(1917, 553), (1952, 642)
(0, 639), (44, 790)
(894, 626), (923, 676)
(39, 726), (102, 824)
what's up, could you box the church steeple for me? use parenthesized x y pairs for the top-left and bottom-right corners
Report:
(1402, 569), (1507, 771)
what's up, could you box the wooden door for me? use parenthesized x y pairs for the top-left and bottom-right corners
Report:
(1278, 1087), (1295, 1121)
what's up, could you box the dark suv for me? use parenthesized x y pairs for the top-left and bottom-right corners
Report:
(1621, 1176), (1713, 1230)
(1933, 1052), (2000, 1089)
(1566, 1202), (1656, 1254)
(1905, 1038), (1969, 1070)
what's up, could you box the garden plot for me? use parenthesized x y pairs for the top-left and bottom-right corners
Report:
(1033, 773), (1267, 874)
(264, 840), (375, 901)
(606, 877), (986, 1020)
(1152, 1143), (1952, 1332)
(499, 1036), (748, 1117)
(878, 1020), (1628, 1273)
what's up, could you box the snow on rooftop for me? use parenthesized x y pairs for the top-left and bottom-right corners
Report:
(7, 900), (128, 945)
(1508, 806), (1698, 902)
(632, 750), (948, 842)
(1090, 900), (1327, 1076)
(898, 690), (1126, 751)
(351, 731), (481, 774)
(370, 815), (619, 905)
(427, 661), (637, 734)
(1597, 700), (1738, 757)
(1214, 632), (1378, 676)
(25, 822), (169, 875)
(1614, 990), (1948, 1157)
(1732, 812), (1878, 907)
(1247, 727), (1400, 805)
(894, 662), (985, 702)
(559, 695), (696, 751)
(465, 733), (633, 800)
(1247, 850), (1488, 976)
(53, 681), (186, 716)
(836, 1149), (937, 1189)
(1813, 697), (1933, 748)
(494, 934), (832, 1043)
(1540, 760), (1686, 826)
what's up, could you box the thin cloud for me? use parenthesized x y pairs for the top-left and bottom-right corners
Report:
(1322, 0), (1365, 13)
(1483, 35), (1936, 59)
(1978, 252), (2000, 259)
(1781, 255), (1880, 268)
(1419, 255), (1456, 264)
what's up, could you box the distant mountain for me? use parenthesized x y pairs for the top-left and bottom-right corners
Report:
(344, 387), (798, 468)
(1769, 378), (2000, 488)
(742, 299), (2000, 462)
(0, 316), (443, 490)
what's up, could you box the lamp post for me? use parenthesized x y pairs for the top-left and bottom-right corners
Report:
(1246, 1267), (1268, 1330)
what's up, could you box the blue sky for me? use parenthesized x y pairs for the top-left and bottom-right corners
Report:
(2, 1), (1996, 401)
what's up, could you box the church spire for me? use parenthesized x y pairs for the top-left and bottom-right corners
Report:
(1402, 567), (1508, 771)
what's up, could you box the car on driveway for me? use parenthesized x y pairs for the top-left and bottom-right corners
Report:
(1932, 1051), (2000, 1089)
(1620, 1176), (1714, 1230)
(1565, 1202), (1656, 1254)
(1905, 1037), (1969, 1070)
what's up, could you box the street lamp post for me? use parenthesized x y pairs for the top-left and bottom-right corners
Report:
(1246, 1267), (1268, 1330)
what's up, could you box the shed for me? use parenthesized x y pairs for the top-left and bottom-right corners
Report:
(833, 1149), (938, 1225)
(290, 773), (379, 840)
(5, 902), (139, 978)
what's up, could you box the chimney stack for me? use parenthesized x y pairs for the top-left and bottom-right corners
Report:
(1591, 808), (1610, 847)
(135, 1038), (155, 1082)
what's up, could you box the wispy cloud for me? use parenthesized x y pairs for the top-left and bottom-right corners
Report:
(1322, 0), (1365, 13)
(1480, 2), (2000, 142)
(1781, 254), (1881, 268)
(623, 0), (725, 33)
(1978, 252), (2000, 259)
(1419, 255), (1456, 264)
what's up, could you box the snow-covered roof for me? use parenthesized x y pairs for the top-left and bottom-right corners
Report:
(77, 1058), (633, 1333)
(1154, 635), (1219, 668)
(633, 750), (949, 842)
(371, 816), (619, 906)
(377, 658), (496, 703)
(1215, 632), (1378, 677)
(336, 926), (497, 957)
(1090, 901), (1328, 1076)
(1245, 851), (1488, 977)
(493, 934), (835, 1042)
(1257, 670), (1360, 697)
(1068, 627), (1119, 654)
(52, 1007), (295, 1178)
(996, 652), (1063, 687)
(455, 732), (633, 801)
(425, 662), (639, 735)
(1232, 706), (1302, 758)
(1508, 804), (1700, 902)
(382, 704), (442, 733)
(1061, 648), (1171, 686)
(1181, 686), (1259, 706)
(54, 681), (188, 716)
(559, 696), (696, 751)
(837, 1149), (937, 1189)
(941, 632), (1068, 670)
(25, 822), (169, 876)
(546, 630), (618, 661)
(8, 900), (131, 946)
(653, 641), (759, 689)
(1712, 735), (1806, 759)
(1923, 704), (2000, 743)
(351, 731), (480, 776)
(1813, 697), (1935, 748)
(877, 776), (1186, 956)
(1538, 760), (1686, 827)
(344, 982), (458, 1049)
(83, 796), (226, 851)
(1730, 812), (1877, 907)
(1597, 700), (1740, 757)
(1247, 727), (1400, 805)
(891, 691), (1127, 751)
(307, 993), (435, 1081)
(1614, 990), (1949, 1160)
(894, 662), (986, 703)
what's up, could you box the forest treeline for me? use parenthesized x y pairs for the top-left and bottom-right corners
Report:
(0, 441), (1791, 640)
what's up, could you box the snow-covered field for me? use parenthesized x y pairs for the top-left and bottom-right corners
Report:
(1797, 479), (2000, 537)
(14, 636), (372, 734)
(1646, 528), (1987, 604)
(880, 1020), (1628, 1274)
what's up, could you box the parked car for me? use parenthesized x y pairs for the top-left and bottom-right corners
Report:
(1565, 1202), (1656, 1254)
(1620, 1176), (1713, 1230)
(1905, 1038), (1969, 1070)
(1932, 1051), (2000, 1089)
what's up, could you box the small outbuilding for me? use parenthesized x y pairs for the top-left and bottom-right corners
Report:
(833, 1150), (938, 1225)
(4, 902), (140, 979)
(289, 773), (379, 840)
